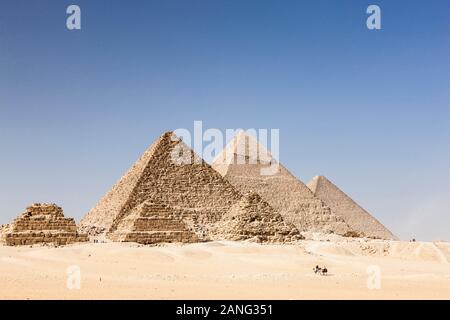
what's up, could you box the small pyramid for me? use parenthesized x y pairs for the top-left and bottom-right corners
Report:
(307, 176), (397, 240)
(108, 201), (198, 244)
(212, 131), (351, 235)
(210, 193), (303, 243)
(0, 204), (88, 246)
(81, 131), (243, 242)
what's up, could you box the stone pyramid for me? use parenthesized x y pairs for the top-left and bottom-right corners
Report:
(108, 201), (199, 244)
(0, 204), (88, 246)
(307, 176), (397, 240)
(212, 131), (351, 235)
(210, 193), (302, 243)
(81, 131), (244, 242)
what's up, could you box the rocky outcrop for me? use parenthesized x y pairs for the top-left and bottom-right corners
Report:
(0, 204), (88, 246)
(210, 193), (303, 243)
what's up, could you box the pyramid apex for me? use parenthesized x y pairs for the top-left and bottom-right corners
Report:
(307, 176), (319, 194)
(311, 175), (331, 185)
(234, 129), (256, 139)
(213, 130), (273, 165)
(160, 131), (175, 138)
(158, 131), (187, 143)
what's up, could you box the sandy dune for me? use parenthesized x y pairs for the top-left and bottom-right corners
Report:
(0, 239), (449, 299)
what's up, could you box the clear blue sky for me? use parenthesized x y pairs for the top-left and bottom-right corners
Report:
(1, 0), (449, 240)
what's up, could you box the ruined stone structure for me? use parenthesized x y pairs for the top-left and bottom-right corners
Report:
(81, 131), (261, 243)
(307, 176), (398, 240)
(0, 204), (88, 246)
(210, 193), (302, 243)
(108, 201), (198, 244)
(212, 131), (351, 235)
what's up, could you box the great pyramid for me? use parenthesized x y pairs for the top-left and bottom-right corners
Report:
(212, 131), (351, 235)
(81, 131), (245, 242)
(0, 204), (88, 246)
(210, 193), (302, 243)
(307, 176), (398, 240)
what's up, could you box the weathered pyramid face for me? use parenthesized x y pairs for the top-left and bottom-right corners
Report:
(210, 192), (302, 243)
(212, 132), (351, 235)
(81, 132), (243, 238)
(213, 131), (276, 177)
(307, 176), (397, 240)
(0, 204), (88, 246)
(108, 200), (199, 244)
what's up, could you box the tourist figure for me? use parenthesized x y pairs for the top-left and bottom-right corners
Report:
(322, 267), (328, 275)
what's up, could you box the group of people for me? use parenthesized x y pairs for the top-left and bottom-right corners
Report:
(313, 265), (328, 275)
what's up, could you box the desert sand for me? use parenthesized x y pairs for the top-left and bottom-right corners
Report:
(1, 238), (449, 300)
